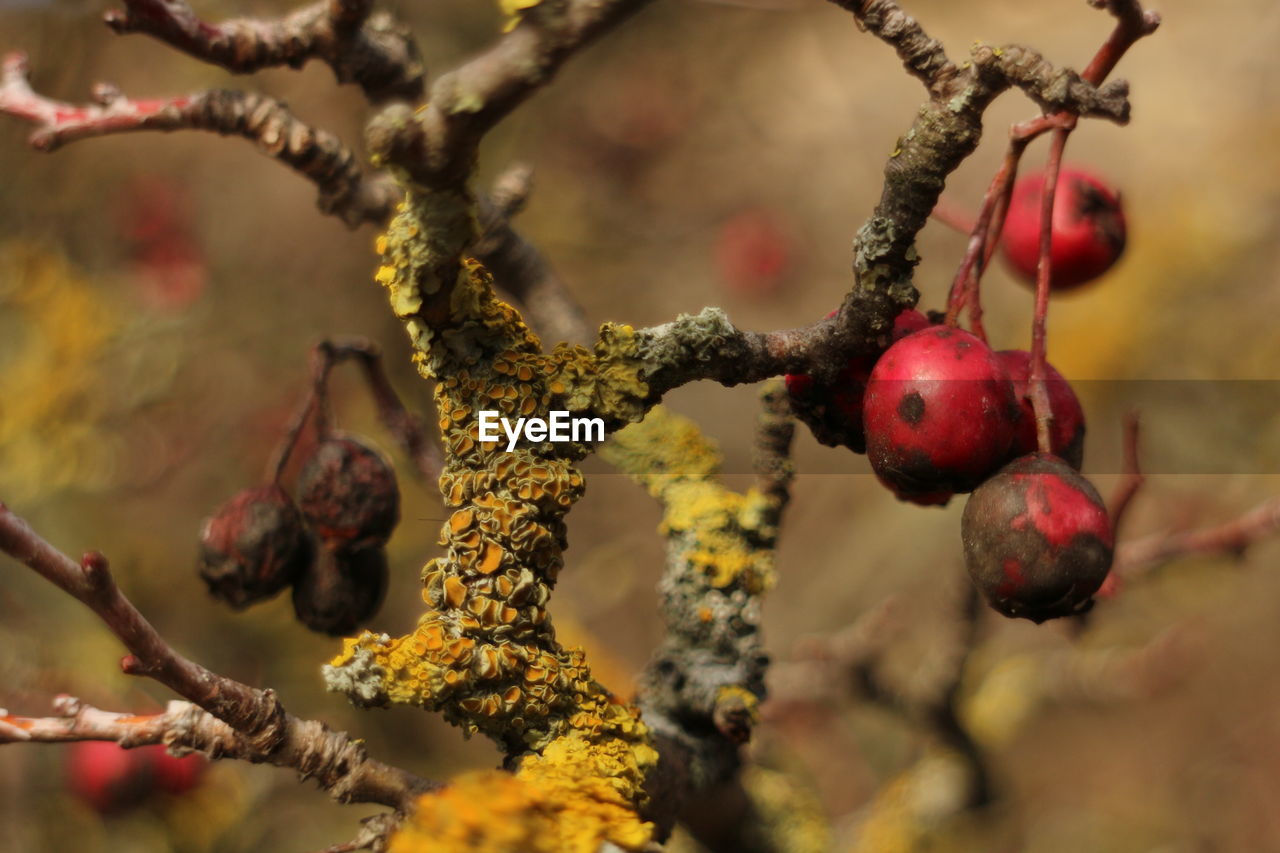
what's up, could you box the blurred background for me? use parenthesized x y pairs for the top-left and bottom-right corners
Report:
(2, 0), (1280, 850)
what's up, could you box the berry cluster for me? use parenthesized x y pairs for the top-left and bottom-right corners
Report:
(199, 432), (399, 635)
(788, 165), (1124, 623)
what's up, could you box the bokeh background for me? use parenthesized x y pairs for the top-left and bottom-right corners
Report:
(2, 0), (1280, 850)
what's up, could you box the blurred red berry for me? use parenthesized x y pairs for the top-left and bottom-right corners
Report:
(1001, 166), (1126, 290)
(116, 176), (208, 310)
(150, 747), (206, 796)
(715, 208), (791, 297)
(66, 741), (152, 815)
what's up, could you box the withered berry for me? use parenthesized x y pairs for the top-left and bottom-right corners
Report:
(996, 350), (1086, 469)
(198, 484), (312, 609)
(862, 326), (1020, 505)
(962, 452), (1114, 622)
(1001, 166), (1126, 290)
(785, 308), (929, 453)
(291, 546), (389, 635)
(296, 434), (400, 552)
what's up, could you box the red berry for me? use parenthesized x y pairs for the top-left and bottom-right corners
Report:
(863, 326), (1020, 505)
(66, 741), (153, 815)
(995, 350), (1086, 469)
(296, 435), (400, 552)
(785, 309), (929, 453)
(1001, 166), (1126, 290)
(962, 453), (1114, 622)
(198, 484), (313, 609)
(291, 546), (389, 635)
(150, 747), (205, 796)
(715, 208), (791, 298)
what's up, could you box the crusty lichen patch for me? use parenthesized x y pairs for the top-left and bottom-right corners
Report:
(325, 196), (658, 848)
(604, 407), (779, 605)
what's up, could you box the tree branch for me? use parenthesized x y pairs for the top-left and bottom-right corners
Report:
(0, 504), (435, 809)
(0, 53), (398, 227)
(825, 0), (960, 98)
(102, 0), (425, 104)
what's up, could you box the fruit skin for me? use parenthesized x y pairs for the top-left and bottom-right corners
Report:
(291, 546), (389, 636)
(996, 350), (1085, 469)
(785, 309), (929, 453)
(1001, 166), (1126, 290)
(962, 452), (1114, 622)
(198, 484), (313, 609)
(296, 435), (400, 552)
(862, 325), (1020, 505)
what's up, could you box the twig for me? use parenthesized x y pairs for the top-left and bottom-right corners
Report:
(1109, 412), (1145, 534)
(825, 0), (960, 97)
(269, 338), (441, 484)
(0, 504), (434, 809)
(103, 0), (424, 104)
(473, 166), (593, 346)
(0, 54), (398, 227)
(1115, 497), (1280, 579)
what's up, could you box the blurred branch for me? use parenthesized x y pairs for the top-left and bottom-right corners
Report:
(1115, 496), (1280, 580)
(0, 505), (434, 809)
(473, 165), (593, 345)
(753, 380), (797, 513)
(1109, 412), (1146, 534)
(369, 0), (654, 190)
(103, 0), (425, 104)
(0, 54), (397, 227)
(606, 406), (795, 843)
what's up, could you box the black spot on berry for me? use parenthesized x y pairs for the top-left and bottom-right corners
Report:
(897, 391), (926, 426)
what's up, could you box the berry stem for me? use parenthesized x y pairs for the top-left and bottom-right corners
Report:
(943, 138), (1029, 336)
(1109, 411), (1145, 535)
(267, 339), (443, 486)
(1028, 129), (1070, 454)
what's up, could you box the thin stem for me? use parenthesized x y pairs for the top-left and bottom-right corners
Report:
(1028, 129), (1070, 453)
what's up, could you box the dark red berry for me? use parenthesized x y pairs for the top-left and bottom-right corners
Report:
(962, 453), (1114, 622)
(66, 741), (153, 814)
(996, 350), (1086, 469)
(785, 308), (929, 453)
(1001, 166), (1126, 290)
(198, 484), (312, 609)
(863, 326), (1020, 505)
(291, 546), (389, 635)
(296, 435), (400, 552)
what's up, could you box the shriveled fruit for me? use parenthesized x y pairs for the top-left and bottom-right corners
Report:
(291, 546), (389, 635)
(785, 308), (929, 453)
(863, 325), (1020, 505)
(1001, 166), (1126, 290)
(296, 435), (400, 552)
(962, 452), (1114, 622)
(996, 350), (1086, 469)
(198, 484), (312, 609)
